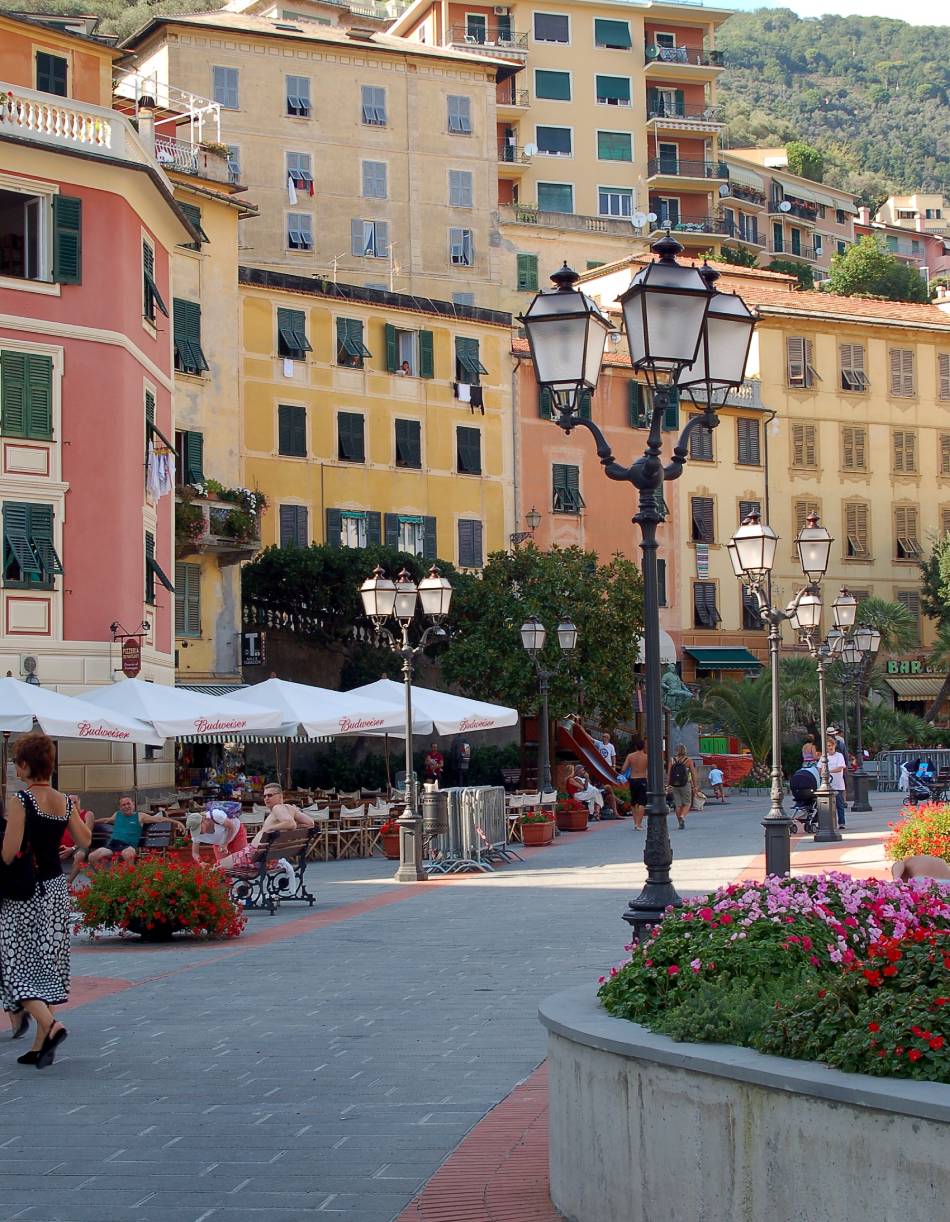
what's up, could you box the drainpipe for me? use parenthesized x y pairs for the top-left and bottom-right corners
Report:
(511, 352), (522, 543)
(763, 406), (777, 607)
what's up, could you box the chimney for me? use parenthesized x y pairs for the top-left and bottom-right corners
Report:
(137, 95), (156, 157)
(857, 206), (870, 225)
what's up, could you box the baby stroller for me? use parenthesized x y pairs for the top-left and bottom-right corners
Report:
(901, 762), (935, 807)
(789, 766), (820, 833)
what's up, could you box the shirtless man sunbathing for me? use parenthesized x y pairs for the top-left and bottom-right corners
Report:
(217, 783), (314, 872)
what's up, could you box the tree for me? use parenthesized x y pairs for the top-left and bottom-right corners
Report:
(855, 596), (918, 654)
(674, 672), (773, 775)
(827, 235), (929, 303)
(919, 534), (950, 721)
(767, 259), (816, 290)
(706, 244), (759, 268)
(440, 545), (643, 730)
(785, 140), (824, 182)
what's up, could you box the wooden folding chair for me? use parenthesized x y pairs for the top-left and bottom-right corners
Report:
(338, 804), (367, 858)
(506, 793), (524, 844)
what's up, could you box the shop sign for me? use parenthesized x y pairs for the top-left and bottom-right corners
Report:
(886, 658), (938, 675)
(121, 637), (142, 677)
(242, 630), (266, 668)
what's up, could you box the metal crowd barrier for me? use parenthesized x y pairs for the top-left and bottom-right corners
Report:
(425, 785), (513, 873)
(875, 749), (950, 791)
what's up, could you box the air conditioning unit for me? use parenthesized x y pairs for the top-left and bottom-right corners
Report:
(493, 6), (510, 14)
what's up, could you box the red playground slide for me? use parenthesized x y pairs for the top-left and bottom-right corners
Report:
(555, 718), (618, 786)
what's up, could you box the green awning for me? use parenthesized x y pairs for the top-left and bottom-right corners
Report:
(685, 646), (762, 671)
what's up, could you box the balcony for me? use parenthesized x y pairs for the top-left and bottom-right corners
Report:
(768, 241), (816, 262)
(0, 82), (151, 167)
(497, 84), (530, 115)
(499, 204), (636, 237)
(648, 215), (735, 240)
(646, 102), (724, 130)
(686, 379), (764, 411)
(498, 142), (531, 176)
(647, 157), (728, 181)
(153, 133), (233, 185)
(645, 45), (724, 70)
(769, 196), (818, 224)
(449, 24), (528, 61)
(176, 491), (262, 566)
(721, 181), (767, 207)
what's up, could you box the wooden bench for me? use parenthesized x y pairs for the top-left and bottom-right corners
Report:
(225, 827), (319, 915)
(139, 820), (185, 859)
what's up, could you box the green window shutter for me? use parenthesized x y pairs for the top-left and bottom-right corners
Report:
(178, 202), (208, 249)
(385, 323), (398, 372)
(384, 513), (399, 549)
(534, 69), (571, 101)
(647, 87), (659, 114)
(336, 317), (346, 356)
(456, 336), (487, 382)
(674, 90), (686, 117)
(36, 52), (67, 96)
(173, 300), (209, 375)
(278, 308), (311, 359)
(663, 389), (679, 431)
(423, 515), (437, 560)
(366, 511), (381, 547)
(595, 18), (632, 48)
(628, 381), (647, 427)
(457, 426), (481, 474)
(3, 502), (42, 579)
(418, 330), (434, 379)
(516, 253), (538, 292)
(278, 405), (306, 457)
(175, 563), (201, 636)
(145, 389), (155, 429)
(325, 507), (342, 547)
(145, 530), (155, 602)
(28, 504), (62, 578)
(52, 195), (82, 284)
(540, 387), (553, 419)
(395, 419), (421, 468)
(338, 412), (365, 462)
(0, 352), (48, 438)
(0, 352), (26, 436)
(578, 389), (592, 420)
(184, 431), (204, 483)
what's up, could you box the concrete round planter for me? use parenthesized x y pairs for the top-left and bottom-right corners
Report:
(540, 984), (949, 1222)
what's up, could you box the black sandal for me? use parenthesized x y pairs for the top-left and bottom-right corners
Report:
(16, 1049), (40, 1066)
(36, 1024), (67, 1069)
(11, 1013), (29, 1040)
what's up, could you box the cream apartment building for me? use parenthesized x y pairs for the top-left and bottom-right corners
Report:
(120, 8), (518, 305)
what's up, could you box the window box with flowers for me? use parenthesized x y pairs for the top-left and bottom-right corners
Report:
(556, 796), (589, 832)
(521, 809), (555, 846)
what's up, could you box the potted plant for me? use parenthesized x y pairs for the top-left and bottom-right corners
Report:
(521, 809), (555, 846)
(74, 858), (246, 941)
(556, 796), (589, 832)
(380, 817), (401, 859)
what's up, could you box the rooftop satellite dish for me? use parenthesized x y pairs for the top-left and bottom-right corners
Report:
(523, 142), (538, 157)
(718, 184), (730, 197)
(779, 200), (792, 213)
(633, 211), (647, 228)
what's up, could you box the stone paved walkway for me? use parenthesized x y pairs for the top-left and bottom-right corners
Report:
(0, 793), (904, 1221)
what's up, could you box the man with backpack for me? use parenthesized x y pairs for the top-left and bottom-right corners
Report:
(667, 746), (697, 829)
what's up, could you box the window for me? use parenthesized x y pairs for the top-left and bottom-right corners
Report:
(176, 429), (204, 484)
(552, 464), (584, 513)
(940, 354), (950, 401)
(277, 307), (311, 361)
(456, 426), (482, 475)
(597, 131), (632, 162)
(595, 76), (631, 106)
(693, 582), (721, 628)
(892, 429), (917, 475)
(843, 501), (869, 559)
(594, 18), (631, 49)
(894, 505), (920, 559)
(173, 300), (209, 376)
(657, 197), (680, 226)
(35, 51), (67, 97)
(362, 161), (387, 200)
(895, 590), (921, 643)
(0, 351), (52, 440)
(836, 208), (846, 225)
(455, 337), (487, 384)
(286, 74), (311, 117)
(324, 508), (380, 549)
(655, 32), (676, 48)
(212, 66), (239, 109)
(287, 213), (313, 250)
(453, 292), (475, 307)
(178, 202), (208, 252)
(447, 95), (472, 134)
(336, 317), (372, 368)
(537, 182), (574, 213)
(337, 412), (365, 463)
(394, 419), (421, 468)
(786, 337), (818, 389)
(534, 13), (569, 43)
(343, 512), (368, 548)
(449, 228), (474, 267)
(793, 500), (821, 546)
(279, 504), (308, 548)
(540, 387), (591, 420)
(144, 531), (173, 605)
(142, 238), (167, 322)
(361, 85), (386, 126)
(517, 253), (539, 292)
(536, 126), (572, 157)
(351, 219), (389, 259)
(287, 152), (313, 194)
(0, 187), (82, 286)
(690, 496), (714, 543)
(841, 425), (867, 471)
(889, 347), (916, 397)
(837, 240), (847, 255)
(535, 69), (571, 101)
(941, 433), (950, 477)
(278, 404), (306, 457)
(398, 516), (425, 555)
(689, 416), (713, 461)
(742, 589), (763, 631)
(385, 324), (433, 377)
(598, 187), (633, 218)
(449, 170), (473, 209)
(839, 343), (868, 392)
(175, 563), (201, 637)
(736, 417), (761, 465)
(813, 234), (823, 258)
(790, 422), (816, 469)
(2, 502), (61, 587)
(738, 499), (761, 522)
(458, 519), (484, 567)
(227, 145), (241, 182)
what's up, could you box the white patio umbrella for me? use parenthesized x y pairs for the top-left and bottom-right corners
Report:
(346, 679), (518, 736)
(79, 677), (286, 738)
(0, 676), (162, 799)
(231, 677), (432, 738)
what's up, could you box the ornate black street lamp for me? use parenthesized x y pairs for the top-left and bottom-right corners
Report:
(846, 624), (881, 811)
(520, 615), (578, 791)
(360, 564), (452, 883)
(519, 235), (755, 941)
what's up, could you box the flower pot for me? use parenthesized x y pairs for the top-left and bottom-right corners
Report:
(556, 808), (589, 832)
(125, 918), (183, 941)
(522, 820), (554, 846)
(381, 833), (401, 859)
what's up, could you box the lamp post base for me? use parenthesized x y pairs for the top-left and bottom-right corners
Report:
(762, 813), (795, 876)
(394, 810), (428, 883)
(622, 894), (680, 945)
(813, 789), (842, 843)
(851, 771), (872, 812)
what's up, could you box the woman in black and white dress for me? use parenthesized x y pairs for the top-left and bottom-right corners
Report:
(1, 732), (91, 1068)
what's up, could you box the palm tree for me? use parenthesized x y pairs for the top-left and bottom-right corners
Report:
(924, 622), (950, 723)
(675, 673), (773, 778)
(779, 654), (822, 734)
(855, 596), (917, 654)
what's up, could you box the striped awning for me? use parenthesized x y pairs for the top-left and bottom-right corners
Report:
(727, 164), (764, 190)
(177, 683), (247, 696)
(883, 675), (947, 702)
(179, 732), (329, 744)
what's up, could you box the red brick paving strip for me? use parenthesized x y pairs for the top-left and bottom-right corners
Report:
(395, 1063), (561, 1222)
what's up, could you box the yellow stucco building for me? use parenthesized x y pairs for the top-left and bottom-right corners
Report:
(239, 269), (513, 568)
